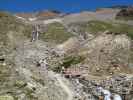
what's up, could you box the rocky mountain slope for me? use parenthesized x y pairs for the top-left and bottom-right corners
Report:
(0, 12), (74, 100)
(0, 8), (133, 100)
(15, 10), (62, 21)
(116, 6), (133, 20)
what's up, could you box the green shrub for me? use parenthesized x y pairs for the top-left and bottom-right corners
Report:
(0, 95), (14, 100)
(61, 55), (85, 68)
(51, 55), (85, 72)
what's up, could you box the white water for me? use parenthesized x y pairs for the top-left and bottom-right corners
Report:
(113, 94), (122, 100)
(98, 87), (122, 100)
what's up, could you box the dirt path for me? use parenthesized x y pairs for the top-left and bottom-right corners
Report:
(55, 74), (73, 100)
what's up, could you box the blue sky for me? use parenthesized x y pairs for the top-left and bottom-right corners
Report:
(0, 0), (133, 13)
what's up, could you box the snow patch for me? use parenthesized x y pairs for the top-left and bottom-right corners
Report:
(15, 15), (26, 20)
(29, 17), (37, 21)
(43, 18), (62, 24)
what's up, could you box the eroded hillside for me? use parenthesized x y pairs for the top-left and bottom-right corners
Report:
(0, 9), (133, 100)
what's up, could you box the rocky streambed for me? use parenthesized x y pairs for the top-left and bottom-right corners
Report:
(67, 74), (133, 100)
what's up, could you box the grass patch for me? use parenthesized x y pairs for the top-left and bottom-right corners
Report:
(0, 95), (14, 100)
(0, 11), (32, 54)
(85, 20), (114, 33)
(75, 20), (133, 39)
(86, 20), (133, 33)
(40, 22), (74, 44)
(0, 64), (12, 82)
(111, 23), (133, 39)
(116, 16), (133, 21)
(0, 12), (31, 34)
